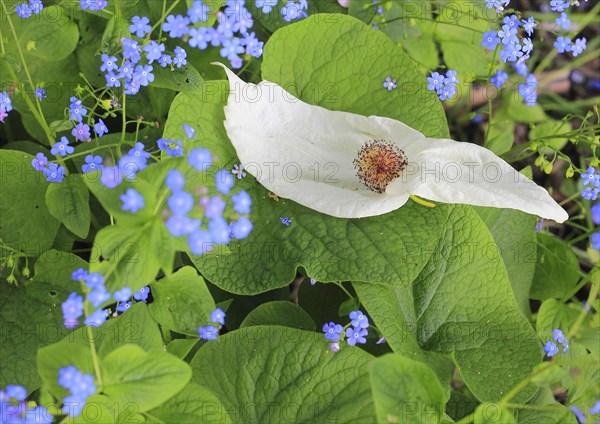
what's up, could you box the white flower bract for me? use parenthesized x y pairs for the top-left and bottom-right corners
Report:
(215, 64), (568, 223)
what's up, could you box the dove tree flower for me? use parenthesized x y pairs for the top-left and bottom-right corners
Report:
(215, 64), (567, 222)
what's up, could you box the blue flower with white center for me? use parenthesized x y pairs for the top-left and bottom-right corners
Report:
(129, 16), (151, 37)
(231, 190), (252, 214)
(84, 272), (104, 288)
(72, 123), (91, 141)
(322, 322), (343, 342)
(555, 12), (570, 30)
(481, 30), (500, 50)
(120, 188), (145, 213)
(82, 155), (103, 173)
(198, 325), (218, 340)
(122, 38), (142, 62)
(484, 0), (509, 12)
(129, 142), (151, 161)
(550, 0), (570, 12)
(581, 166), (599, 186)
(188, 229), (212, 254)
(100, 54), (118, 73)
(383, 76), (397, 91)
(168, 191), (194, 215)
(116, 301), (132, 313)
(114, 287), (132, 302)
(0, 92), (12, 112)
(591, 203), (600, 225)
(157, 138), (184, 156)
(62, 293), (84, 329)
(220, 37), (245, 61)
(166, 215), (200, 237)
(426, 72), (444, 93)
(205, 196), (226, 219)
(119, 153), (147, 179)
(552, 328), (566, 343)
(502, 15), (520, 29)
(88, 286), (111, 308)
(35, 87), (46, 101)
(522, 38), (533, 55)
(504, 42), (523, 62)
(72, 268), (88, 281)
(208, 217), (230, 244)
(163, 14), (190, 38)
(519, 73), (538, 106)
(521, 17), (537, 36)
(215, 169), (235, 194)
(438, 84), (457, 101)
(543, 340), (559, 357)
(124, 78), (141, 95)
(210, 308), (226, 325)
(43, 163), (66, 183)
(81, 0), (108, 11)
(349, 310), (369, 329)
(166, 169), (186, 191)
(94, 118), (108, 137)
(280, 0), (307, 22)
(188, 148), (212, 171)
(571, 38), (586, 57)
(15, 3), (32, 18)
(230, 217), (253, 239)
(232, 10), (253, 34)
(144, 41), (165, 63)
(554, 36), (571, 53)
(188, 0), (209, 23)
(133, 64), (154, 86)
(444, 70), (458, 86)
(188, 27), (209, 49)
(256, 0), (278, 13)
(68, 97), (87, 122)
(32, 152), (48, 171)
(105, 71), (121, 88)
(30, 0), (44, 14)
(173, 46), (187, 68)
(241, 32), (264, 58)
(346, 327), (368, 346)
(134, 286), (150, 302)
(216, 18), (235, 39)
(498, 26), (518, 45)
(582, 187), (599, 201)
(84, 309), (108, 327)
(100, 165), (122, 188)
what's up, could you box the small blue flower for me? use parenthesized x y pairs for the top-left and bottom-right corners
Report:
(162, 14), (190, 38)
(280, 0), (307, 22)
(438, 84), (457, 101)
(84, 272), (104, 289)
(322, 322), (343, 342)
(120, 188), (145, 213)
(280, 217), (292, 226)
(129, 16), (151, 37)
(188, 27), (209, 50)
(522, 38), (533, 55)
(349, 310), (369, 329)
(100, 165), (123, 188)
(100, 54), (119, 73)
(15, 3), (32, 18)
(133, 64), (154, 86)
(35, 87), (47, 101)
(84, 309), (108, 327)
(256, 0), (278, 13)
(581, 167), (599, 186)
(173, 46), (187, 68)
(204, 196), (226, 219)
(105, 71), (122, 88)
(346, 327), (368, 346)
(157, 138), (184, 157)
(122, 38), (142, 62)
(58, 366), (80, 389)
(521, 17), (537, 36)
(504, 42), (523, 62)
(569, 406), (585, 423)
(231, 190), (252, 214)
(543, 340), (559, 357)
(167, 191), (194, 215)
(215, 169), (235, 194)
(519, 73), (538, 106)
(591, 203), (600, 225)
(230, 216), (253, 239)
(81, 0), (108, 11)
(426, 72), (445, 93)
(124, 78), (142, 95)
(188, 0), (209, 23)
(72, 268), (88, 281)
(0, 91), (12, 112)
(498, 26), (518, 45)
(116, 301), (132, 313)
(158, 54), (173, 67)
(30, 0), (44, 14)
(550, 0), (570, 12)
(592, 231), (600, 250)
(481, 30), (501, 50)
(188, 229), (212, 254)
(571, 37), (586, 57)
(167, 215), (201, 237)
(114, 287), (132, 302)
(208, 217), (230, 244)
(241, 32), (264, 58)
(62, 293), (84, 329)
(43, 163), (66, 183)
(133, 286), (150, 302)
(210, 308), (226, 325)
(198, 325), (218, 340)
(554, 36), (572, 53)
(187, 148), (212, 171)
(165, 169), (186, 191)
(383, 76), (397, 91)
(552, 328), (565, 343)
(220, 37), (245, 61)
(555, 12), (570, 30)
(88, 286), (111, 308)
(72, 123), (91, 141)
(590, 400), (600, 415)
(182, 123), (196, 139)
(582, 187), (599, 201)
(144, 41), (165, 63)
(444, 70), (459, 86)
(32, 152), (48, 171)
(502, 15), (520, 29)
(68, 97), (87, 122)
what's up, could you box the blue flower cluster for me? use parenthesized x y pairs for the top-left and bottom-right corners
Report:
(550, 2), (586, 56)
(0, 91), (12, 123)
(543, 328), (569, 357)
(518, 73), (538, 106)
(198, 307), (226, 341)
(322, 310), (371, 352)
(99, 142), (150, 188)
(426, 70), (459, 101)
(485, 0), (510, 14)
(14, 0), (44, 19)
(58, 366), (96, 417)
(580, 166), (600, 201)
(0, 384), (52, 424)
(280, 0), (308, 22)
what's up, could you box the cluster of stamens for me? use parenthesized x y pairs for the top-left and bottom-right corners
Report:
(353, 140), (408, 193)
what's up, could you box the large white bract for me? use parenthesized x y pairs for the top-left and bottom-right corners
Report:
(216, 64), (568, 223)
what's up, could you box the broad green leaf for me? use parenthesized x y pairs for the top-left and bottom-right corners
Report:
(19, 6), (79, 61)
(191, 326), (376, 423)
(370, 354), (446, 424)
(514, 387), (577, 424)
(0, 150), (60, 254)
(530, 233), (579, 300)
(149, 266), (216, 336)
(148, 382), (233, 424)
(102, 344), (192, 412)
(0, 250), (86, 390)
(475, 207), (537, 317)
(166, 338), (199, 359)
(529, 119), (573, 153)
(472, 403), (515, 423)
(240, 300), (316, 330)
(45, 174), (91, 238)
(356, 206), (541, 403)
(152, 63), (205, 93)
(165, 14), (449, 295)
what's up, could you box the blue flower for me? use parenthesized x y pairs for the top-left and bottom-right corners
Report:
(167, 191), (194, 215)
(120, 188), (145, 213)
(30, 0), (44, 14)
(114, 287), (132, 302)
(220, 37), (245, 61)
(426, 72), (444, 93)
(158, 54), (172, 67)
(144, 41), (165, 63)
(481, 30), (501, 50)
(187, 148), (212, 171)
(72, 123), (91, 141)
(188, 27), (209, 50)
(133, 286), (150, 302)
(173, 46), (187, 68)
(552, 328), (566, 343)
(62, 293), (84, 329)
(591, 203), (600, 225)
(241, 32), (264, 58)
(215, 169), (235, 194)
(256, 0), (278, 13)
(121, 38), (142, 63)
(231, 190), (252, 214)
(280, 217), (292, 226)
(188, 0), (209, 23)
(590, 400), (600, 415)
(162, 14), (190, 38)
(100, 165), (122, 188)
(322, 322), (343, 342)
(522, 38), (533, 55)
(32, 152), (48, 171)
(521, 17), (537, 36)
(119, 153), (148, 179)
(230, 216), (253, 239)
(68, 97), (87, 122)
(182, 124), (195, 139)
(346, 327), (368, 346)
(569, 406), (585, 423)
(514, 60), (528, 76)
(198, 325), (218, 340)
(80, 0), (108, 11)
(444, 70), (459, 86)
(349, 310), (369, 329)
(210, 308), (226, 325)
(519, 73), (538, 106)
(484, 0), (509, 12)
(124, 78), (142, 95)
(502, 15), (520, 29)
(550, 0), (570, 12)
(554, 36), (571, 53)
(592, 232), (600, 250)
(543, 340), (559, 357)
(571, 37), (586, 57)
(105, 71), (121, 88)
(129, 16), (151, 37)
(166, 169), (186, 191)
(72, 268), (88, 281)
(157, 138), (184, 157)
(383, 76), (397, 91)
(116, 301), (132, 313)
(0, 91), (12, 112)
(84, 272), (104, 289)
(188, 229), (212, 254)
(94, 118), (108, 137)
(555, 12), (570, 30)
(581, 166), (599, 186)
(232, 164), (246, 179)
(58, 366), (80, 390)
(498, 26), (518, 45)
(438, 84), (457, 101)
(100, 54), (118, 73)
(504, 42), (523, 62)
(88, 286), (111, 308)
(84, 309), (108, 327)
(133, 64), (154, 86)
(490, 70), (508, 88)
(205, 196), (226, 219)
(280, 0), (307, 22)
(43, 163), (66, 183)
(166, 215), (200, 237)
(582, 187), (599, 201)
(15, 3), (32, 18)
(208, 217), (230, 244)
(35, 87), (46, 101)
